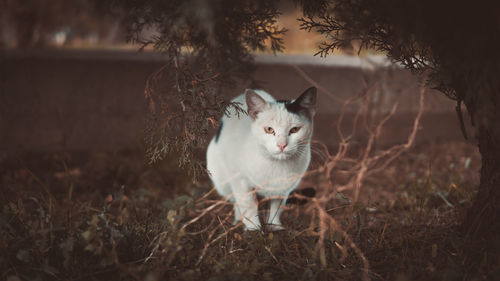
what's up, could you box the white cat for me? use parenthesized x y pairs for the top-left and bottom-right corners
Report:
(206, 87), (316, 231)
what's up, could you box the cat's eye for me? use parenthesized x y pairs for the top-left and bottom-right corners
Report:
(289, 126), (301, 134)
(264, 127), (275, 135)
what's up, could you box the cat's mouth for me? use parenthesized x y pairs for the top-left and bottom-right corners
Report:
(271, 150), (294, 160)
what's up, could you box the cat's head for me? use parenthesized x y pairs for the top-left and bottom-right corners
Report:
(246, 87), (316, 160)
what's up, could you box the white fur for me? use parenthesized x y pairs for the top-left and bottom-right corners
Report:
(206, 89), (315, 231)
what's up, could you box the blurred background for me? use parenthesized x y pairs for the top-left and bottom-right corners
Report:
(0, 0), (470, 153)
(0, 0), (321, 51)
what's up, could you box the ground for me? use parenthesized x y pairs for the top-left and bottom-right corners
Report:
(1, 140), (496, 281)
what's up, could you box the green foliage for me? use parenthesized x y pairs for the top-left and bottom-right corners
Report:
(298, 0), (500, 110)
(115, 0), (500, 182)
(113, 0), (286, 176)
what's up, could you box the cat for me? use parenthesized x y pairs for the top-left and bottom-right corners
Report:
(206, 87), (316, 231)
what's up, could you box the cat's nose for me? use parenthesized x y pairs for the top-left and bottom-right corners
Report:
(277, 142), (287, 151)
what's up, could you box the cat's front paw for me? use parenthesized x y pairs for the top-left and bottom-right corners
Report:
(267, 224), (285, 232)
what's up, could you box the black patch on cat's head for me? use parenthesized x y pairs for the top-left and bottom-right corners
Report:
(215, 122), (223, 143)
(279, 87), (317, 119)
(276, 99), (291, 104)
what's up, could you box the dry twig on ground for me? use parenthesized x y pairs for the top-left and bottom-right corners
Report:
(145, 62), (426, 281)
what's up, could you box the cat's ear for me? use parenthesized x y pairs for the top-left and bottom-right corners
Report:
(246, 90), (268, 120)
(291, 87), (317, 117)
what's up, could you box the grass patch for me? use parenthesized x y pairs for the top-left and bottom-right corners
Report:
(1, 141), (493, 280)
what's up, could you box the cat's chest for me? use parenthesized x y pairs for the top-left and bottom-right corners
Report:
(243, 156), (308, 194)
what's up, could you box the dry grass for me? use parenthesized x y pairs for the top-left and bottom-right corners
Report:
(0, 138), (486, 281)
(2, 63), (494, 280)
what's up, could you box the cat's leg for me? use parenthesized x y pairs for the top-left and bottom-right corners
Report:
(232, 203), (241, 225)
(267, 197), (287, 231)
(231, 180), (261, 231)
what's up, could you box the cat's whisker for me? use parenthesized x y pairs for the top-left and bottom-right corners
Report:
(310, 146), (328, 160)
